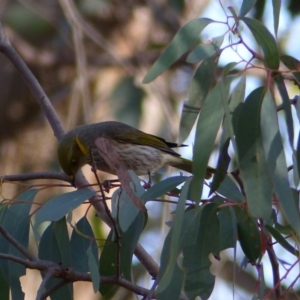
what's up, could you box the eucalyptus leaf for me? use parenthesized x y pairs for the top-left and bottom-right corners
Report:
(35, 189), (96, 225)
(143, 18), (214, 83)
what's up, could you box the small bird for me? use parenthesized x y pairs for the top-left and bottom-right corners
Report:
(57, 121), (214, 186)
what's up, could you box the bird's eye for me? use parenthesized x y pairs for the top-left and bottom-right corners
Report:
(71, 159), (76, 166)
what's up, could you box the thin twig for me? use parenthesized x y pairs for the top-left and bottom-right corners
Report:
(266, 234), (281, 299)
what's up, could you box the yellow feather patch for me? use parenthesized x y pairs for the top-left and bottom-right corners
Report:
(75, 135), (89, 156)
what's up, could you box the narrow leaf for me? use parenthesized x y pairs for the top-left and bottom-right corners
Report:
(35, 189), (96, 225)
(186, 34), (224, 63)
(261, 90), (300, 236)
(234, 207), (261, 263)
(87, 246), (100, 292)
(70, 216), (98, 273)
(272, 0), (281, 36)
(241, 17), (279, 69)
(281, 55), (300, 85)
(179, 56), (218, 143)
(216, 175), (245, 202)
(275, 75), (294, 148)
(265, 225), (299, 257)
(143, 18), (214, 83)
(191, 78), (231, 201)
(233, 87), (272, 219)
(157, 178), (192, 292)
(141, 175), (188, 201)
(157, 229), (184, 300)
(239, 0), (257, 17)
(38, 219), (73, 300)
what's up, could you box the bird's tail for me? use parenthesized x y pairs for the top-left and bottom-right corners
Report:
(171, 158), (215, 179)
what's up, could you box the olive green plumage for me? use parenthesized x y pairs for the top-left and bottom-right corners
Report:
(57, 121), (212, 184)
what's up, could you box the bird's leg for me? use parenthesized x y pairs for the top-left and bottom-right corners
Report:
(143, 170), (152, 189)
(103, 179), (121, 193)
(89, 146), (122, 278)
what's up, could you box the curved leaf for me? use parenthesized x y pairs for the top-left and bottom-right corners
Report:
(143, 18), (214, 83)
(141, 175), (188, 201)
(239, 0), (257, 17)
(261, 90), (300, 236)
(241, 17), (279, 69)
(186, 34), (224, 63)
(233, 87), (272, 219)
(191, 78), (232, 201)
(272, 0), (281, 36)
(70, 216), (98, 273)
(38, 218), (73, 300)
(179, 55), (218, 143)
(35, 188), (96, 225)
(234, 207), (261, 263)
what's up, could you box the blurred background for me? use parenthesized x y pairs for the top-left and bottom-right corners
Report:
(1, 0), (300, 299)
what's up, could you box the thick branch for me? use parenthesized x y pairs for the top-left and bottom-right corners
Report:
(0, 22), (64, 140)
(0, 252), (153, 298)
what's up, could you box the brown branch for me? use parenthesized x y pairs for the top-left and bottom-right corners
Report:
(2, 172), (71, 183)
(36, 271), (52, 300)
(0, 22), (64, 141)
(266, 234), (281, 299)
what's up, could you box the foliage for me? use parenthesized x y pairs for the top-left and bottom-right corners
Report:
(1, 0), (300, 300)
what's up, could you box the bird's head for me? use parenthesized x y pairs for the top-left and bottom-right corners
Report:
(57, 131), (90, 186)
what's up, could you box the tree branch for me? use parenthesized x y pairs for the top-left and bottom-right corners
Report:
(2, 172), (71, 183)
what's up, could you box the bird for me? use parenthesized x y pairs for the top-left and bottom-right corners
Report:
(57, 121), (214, 186)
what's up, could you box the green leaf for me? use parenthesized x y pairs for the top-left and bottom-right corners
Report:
(35, 189), (96, 225)
(0, 267), (9, 300)
(70, 216), (98, 273)
(233, 87), (272, 219)
(0, 189), (38, 300)
(239, 0), (257, 16)
(186, 34), (224, 63)
(180, 207), (202, 248)
(281, 55), (300, 85)
(215, 175), (245, 202)
(275, 75), (294, 148)
(141, 175), (188, 201)
(111, 171), (146, 232)
(179, 55), (218, 143)
(38, 218), (73, 300)
(261, 90), (300, 236)
(87, 245), (100, 293)
(157, 229), (184, 300)
(265, 225), (299, 257)
(218, 207), (236, 250)
(143, 18), (214, 83)
(157, 178), (192, 292)
(191, 78), (231, 201)
(182, 203), (218, 299)
(99, 212), (145, 296)
(209, 125), (230, 194)
(241, 17), (279, 69)
(234, 207), (261, 263)
(272, 0), (281, 36)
